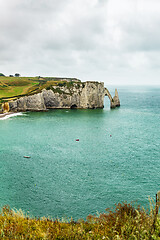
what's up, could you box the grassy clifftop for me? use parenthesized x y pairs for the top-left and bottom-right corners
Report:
(0, 76), (80, 105)
(0, 202), (159, 239)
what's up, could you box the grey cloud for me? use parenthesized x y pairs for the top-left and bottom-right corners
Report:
(0, 0), (160, 85)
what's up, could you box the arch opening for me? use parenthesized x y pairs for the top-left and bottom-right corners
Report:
(104, 95), (110, 109)
(71, 104), (77, 109)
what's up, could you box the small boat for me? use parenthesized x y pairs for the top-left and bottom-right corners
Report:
(24, 156), (31, 158)
(76, 139), (79, 141)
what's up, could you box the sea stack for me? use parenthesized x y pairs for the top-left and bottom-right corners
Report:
(110, 89), (120, 108)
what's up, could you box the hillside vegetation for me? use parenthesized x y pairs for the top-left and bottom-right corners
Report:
(0, 202), (160, 239)
(0, 76), (80, 105)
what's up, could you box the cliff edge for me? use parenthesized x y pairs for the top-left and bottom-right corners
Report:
(1, 81), (120, 112)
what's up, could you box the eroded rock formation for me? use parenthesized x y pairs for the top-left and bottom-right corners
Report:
(2, 102), (10, 113)
(7, 81), (120, 112)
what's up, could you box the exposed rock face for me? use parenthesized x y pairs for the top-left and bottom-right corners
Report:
(42, 81), (105, 109)
(2, 102), (10, 113)
(9, 93), (46, 112)
(8, 81), (120, 112)
(110, 89), (120, 108)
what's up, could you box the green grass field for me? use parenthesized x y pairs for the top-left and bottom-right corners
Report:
(0, 76), (80, 105)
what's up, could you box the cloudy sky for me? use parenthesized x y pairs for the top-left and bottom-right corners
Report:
(0, 0), (160, 85)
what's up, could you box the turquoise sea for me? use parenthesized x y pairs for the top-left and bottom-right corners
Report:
(0, 86), (160, 220)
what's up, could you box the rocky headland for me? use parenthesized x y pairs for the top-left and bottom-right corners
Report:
(1, 80), (120, 113)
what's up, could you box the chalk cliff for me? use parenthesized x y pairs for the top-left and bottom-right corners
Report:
(7, 81), (120, 112)
(111, 89), (120, 108)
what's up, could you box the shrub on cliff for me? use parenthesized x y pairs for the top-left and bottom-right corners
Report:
(15, 73), (20, 77)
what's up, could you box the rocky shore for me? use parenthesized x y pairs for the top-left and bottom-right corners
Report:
(0, 112), (22, 119)
(0, 112), (13, 118)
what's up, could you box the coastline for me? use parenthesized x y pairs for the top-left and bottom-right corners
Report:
(0, 112), (22, 120)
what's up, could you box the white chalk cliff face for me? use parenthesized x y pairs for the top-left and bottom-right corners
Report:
(8, 81), (120, 112)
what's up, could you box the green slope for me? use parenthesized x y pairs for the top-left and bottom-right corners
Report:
(0, 76), (80, 105)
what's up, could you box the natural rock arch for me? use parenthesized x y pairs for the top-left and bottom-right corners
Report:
(105, 88), (120, 109)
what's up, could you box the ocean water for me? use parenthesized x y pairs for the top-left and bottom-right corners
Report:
(0, 85), (159, 220)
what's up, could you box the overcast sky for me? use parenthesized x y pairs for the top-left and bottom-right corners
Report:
(0, 0), (160, 85)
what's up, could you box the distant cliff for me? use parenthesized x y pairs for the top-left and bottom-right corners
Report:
(2, 81), (120, 112)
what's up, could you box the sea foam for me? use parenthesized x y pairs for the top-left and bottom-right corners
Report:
(0, 112), (23, 120)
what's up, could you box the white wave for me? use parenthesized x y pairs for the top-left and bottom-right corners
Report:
(0, 112), (23, 120)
